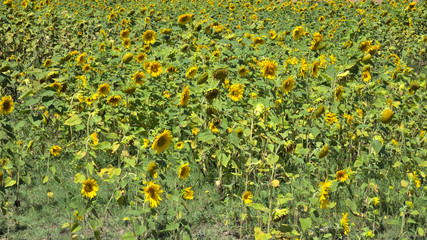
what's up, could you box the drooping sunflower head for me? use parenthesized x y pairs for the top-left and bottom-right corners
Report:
(281, 76), (295, 94)
(380, 109), (393, 124)
(212, 68), (228, 81)
(132, 71), (145, 85)
(142, 181), (163, 208)
(152, 130), (173, 154)
(238, 66), (249, 77)
(0, 96), (14, 115)
(335, 86), (344, 101)
(178, 13), (193, 25)
(122, 53), (133, 64)
(312, 61), (320, 78)
(179, 86), (190, 106)
(142, 30), (156, 45)
(178, 163), (191, 180)
(76, 52), (86, 65)
(362, 71), (371, 82)
(44, 59), (52, 68)
(107, 95), (122, 107)
(325, 112), (337, 125)
(97, 83), (110, 97)
(228, 83), (244, 101)
(147, 161), (158, 179)
(205, 88), (219, 100)
(206, 106), (218, 118)
(242, 191), (253, 205)
(81, 177), (99, 199)
(186, 66), (198, 79)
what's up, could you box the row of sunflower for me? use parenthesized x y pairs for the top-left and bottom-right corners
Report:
(0, 0), (426, 239)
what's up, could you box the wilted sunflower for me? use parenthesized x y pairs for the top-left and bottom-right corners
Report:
(335, 170), (348, 182)
(186, 66), (198, 78)
(145, 61), (162, 77)
(97, 83), (110, 97)
(152, 130), (173, 154)
(335, 86), (344, 101)
(0, 96), (14, 115)
(132, 71), (145, 85)
(142, 30), (156, 45)
(107, 95), (122, 107)
(50, 145), (62, 157)
(312, 61), (320, 77)
(228, 83), (244, 101)
(147, 161), (158, 179)
(292, 26), (304, 40)
(179, 86), (190, 106)
(142, 181), (163, 208)
(178, 13), (193, 25)
(178, 163), (190, 180)
(135, 52), (147, 63)
(260, 60), (278, 79)
(205, 88), (219, 100)
(81, 177), (99, 199)
(282, 77), (295, 94)
(182, 187), (194, 200)
(242, 191), (253, 205)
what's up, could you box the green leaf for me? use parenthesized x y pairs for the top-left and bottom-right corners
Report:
(165, 223), (179, 231)
(4, 177), (16, 188)
(372, 140), (382, 155)
(74, 173), (86, 183)
(266, 154), (279, 165)
(198, 130), (216, 143)
(71, 222), (82, 233)
(418, 227), (425, 237)
(249, 203), (269, 212)
(300, 217), (312, 233)
(121, 232), (137, 240)
(96, 141), (111, 150)
(64, 114), (82, 126)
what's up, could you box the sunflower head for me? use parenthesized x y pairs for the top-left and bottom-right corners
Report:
(282, 77), (295, 94)
(197, 72), (209, 84)
(142, 30), (156, 45)
(205, 88), (219, 100)
(178, 163), (190, 180)
(178, 13), (193, 25)
(120, 29), (130, 38)
(145, 61), (162, 77)
(175, 141), (184, 150)
(50, 145), (62, 157)
(212, 68), (228, 81)
(242, 191), (253, 205)
(179, 86), (190, 106)
(132, 71), (145, 85)
(228, 83), (244, 101)
(152, 130), (173, 154)
(186, 66), (198, 79)
(97, 83), (110, 97)
(380, 109), (393, 124)
(319, 144), (329, 158)
(335, 170), (348, 182)
(206, 106), (218, 118)
(182, 187), (194, 200)
(0, 96), (14, 115)
(107, 95), (122, 107)
(142, 181), (163, 208)
(238, 66), (249, 77)
(312, 61), (320, 78)
(81, 177), (99, 199)
(260, 60), (277, 79)
(122, 53), (133, 64)
(147, 161), (158, 179)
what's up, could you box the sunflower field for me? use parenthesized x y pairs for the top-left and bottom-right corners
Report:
(0, 0), (426, 239)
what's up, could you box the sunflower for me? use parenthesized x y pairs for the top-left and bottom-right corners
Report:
(142, 30), (156, 45)
(122, 38), (131, 48)
(182, 187), (194, 200)
(120, 29), (130, 38)
(260, 60), (277, 79)
(135, 52), (147, 63)
(107, 95), (122, 107)
(292, 26), (304, 40)
(228, 83), (244, 101)
(97, 83), (110, 97)
(335, 86), (344, 101)
(282, 77), (295, 94)
(81, 177), (99, 199)
(50, 145), (62, 157)
(238, 66), (249, 77)
(145, 61), (162, 77)
(44, 59), (52, 67)
(0, 96), (14, 115)
(175, 141), (184, 150)
(142, 181), (163, 208)
(152, 130), (173, 154)
(122, 53), (133, 64)
(312, 61), (320, 78)
(362, 71), (371, 82)
(147, 161), (158, 179)
(269, 29), (277, 40)
(178, 13), (193, 25)
(335, 170), (348, 182)
(242, 191), (253, 205)
(178, 163), (190, 180)
(341, 213), (350, 235)
(300, 58), (309, 78)
(325, 112), (338, 125)
(179, 86), (190, 106)
(90, 133), (99, 146)
(76, 52), (86, 65)
(49, 82), (63, 93)
(132, 71), (145, 85)
(186, 66), (198, 78)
